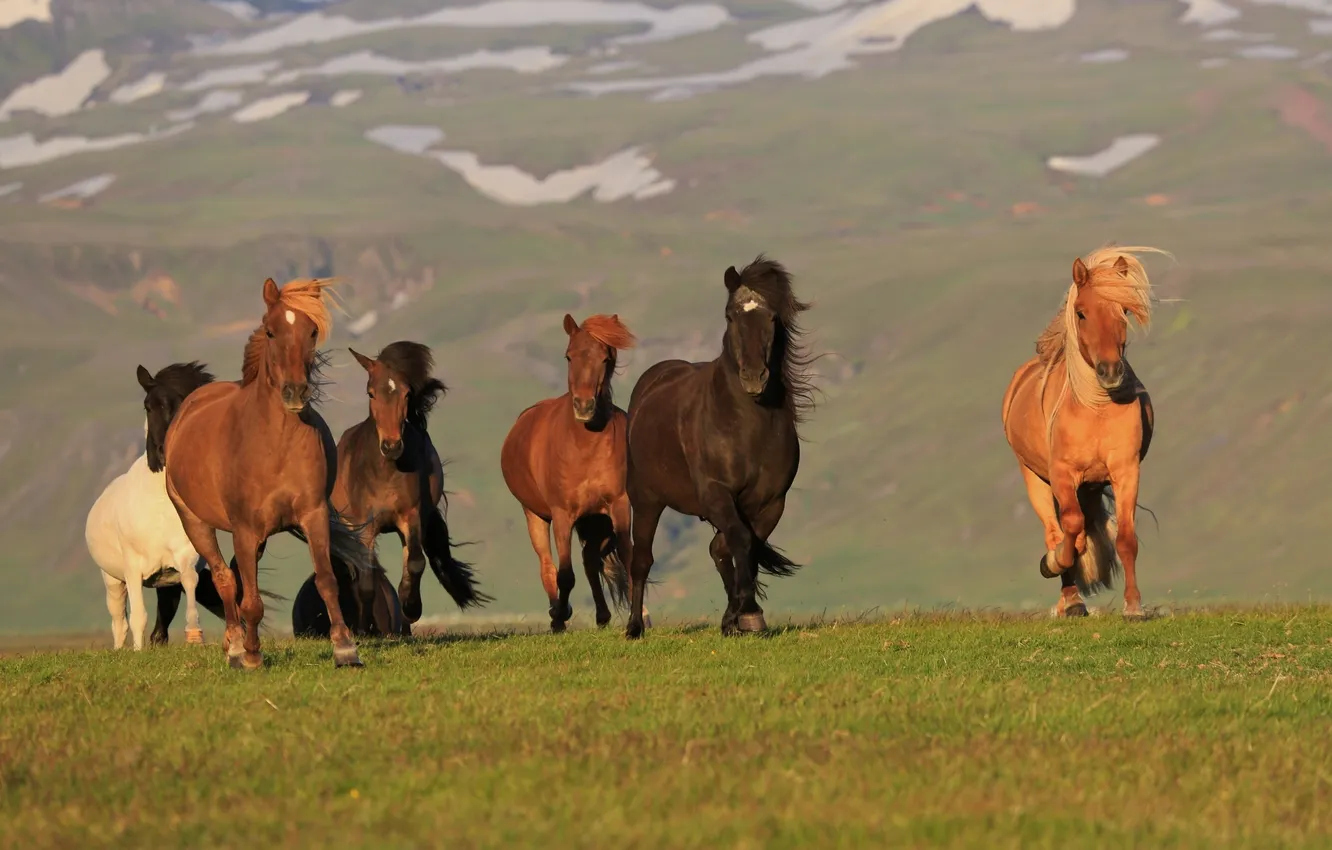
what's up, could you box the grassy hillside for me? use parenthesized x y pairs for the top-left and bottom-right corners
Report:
(2, 608), (1331, 847)
(2, 0), (1332, 634)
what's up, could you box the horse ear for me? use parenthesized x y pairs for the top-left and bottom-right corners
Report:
(349, 348), (374, 372)
(563, 314), (579, 337)
(724, 266), (741, 292)
(136, 365), (154, 391)
(1113, 255), (1130, 276)
(1071, 258), (1090, 289)
(262, 277), (280, 307)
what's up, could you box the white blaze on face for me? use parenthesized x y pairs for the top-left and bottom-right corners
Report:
(734, 286), (765, 313)
(284, 310), (296, 325)
(742, 299), (760, 312)
(388, 378), (396, 392)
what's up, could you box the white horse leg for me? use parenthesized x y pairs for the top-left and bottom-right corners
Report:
(102, 571), (128, 650)
(126, 568), (149, 651)
(181, 554), (204, 645)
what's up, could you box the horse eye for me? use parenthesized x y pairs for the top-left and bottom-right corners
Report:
(310, 329), (317, 340)
(265, 328), (274, 338)
(1076, 311), (1086, 321)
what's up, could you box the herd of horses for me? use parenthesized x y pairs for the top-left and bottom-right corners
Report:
(84, 246), (1165, 669)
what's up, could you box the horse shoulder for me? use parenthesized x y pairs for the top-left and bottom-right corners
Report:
(629, 359), (694, 412)
(1002, 357), (1041, 427)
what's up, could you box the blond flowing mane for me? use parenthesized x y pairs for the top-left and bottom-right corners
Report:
(242, 277), (342, 387)
(1036, 246), (1168, 424)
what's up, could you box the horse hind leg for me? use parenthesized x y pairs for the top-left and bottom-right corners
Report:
(180, 554), (205, 644)
(574, 514), (613, 628)
(625, 497), (664, 640)
(102, 571), (128, 650)
(1021, 465), (1086, 617)
(151, 586), (181, 646)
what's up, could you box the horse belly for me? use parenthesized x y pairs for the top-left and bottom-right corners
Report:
(1003, 369), (1052, 480)
(500, 408), (555, 518)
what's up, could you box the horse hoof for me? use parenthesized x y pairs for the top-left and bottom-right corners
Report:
(1039, 553), (1060, 579)
(1063, 603), (1088, 618)
(241, 652), (264, 670)
(333, 646), (364, 668)
(644, 613), (654, 629)
(1123, 608), (1148, 622)
(625, 620), (645, 640)
(550, 620), (567, 634)
(737, 612), (767, 633)
(400, 592), (422, 625)
(185, 628), (204, 645)
(228, 654), (247, 670)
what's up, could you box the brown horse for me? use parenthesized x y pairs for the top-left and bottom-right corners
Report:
(620, 257), (813, 638)
(500, 314), (637, 632)
(292, 341), (489, 636)
(1002, 246), (1167, 620)
(164, 277), (374, 669)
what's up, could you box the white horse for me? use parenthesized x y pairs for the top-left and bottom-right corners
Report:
(85, 363), (216, 650)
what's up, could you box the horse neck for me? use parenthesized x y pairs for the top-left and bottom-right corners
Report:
(712, 351), (789, 423)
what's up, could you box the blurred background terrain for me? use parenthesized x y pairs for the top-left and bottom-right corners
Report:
(1, 0), (1330, 634)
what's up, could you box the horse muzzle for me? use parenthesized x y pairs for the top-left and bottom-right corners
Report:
(572, 397), (596, 422)
(281, 382), (310, 412)
(739, 368), (769, 397)
(379, 438), (404, 460)
(1095, 361), (1125, 391)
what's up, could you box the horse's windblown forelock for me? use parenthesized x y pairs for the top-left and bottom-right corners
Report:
(734, 255), (818, 423)
(1035, 246), (1168, 418)
(578, 314), (637, 352)
(376, 340), (446, 429)
(151, 361), (215, 401)
(241, 277), (342, 389)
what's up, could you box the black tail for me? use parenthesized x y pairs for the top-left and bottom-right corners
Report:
(1073, 484), (1121, 596)
(753, 538), (800, 601)
(574, 514), (629, 609)
(423, 504), (492, 610)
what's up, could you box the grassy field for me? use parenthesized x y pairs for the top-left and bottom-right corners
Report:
(2, 607), (1330, 848)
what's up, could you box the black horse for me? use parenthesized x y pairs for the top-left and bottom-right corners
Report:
(620, 256), (815, 638)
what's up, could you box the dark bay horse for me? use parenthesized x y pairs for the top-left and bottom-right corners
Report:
(164, 277), (375, 669)
(501, 314), (636, 632)
(621, 257), (814, 638)
(292, 341), (489, 636)
(1002, 246), (1167, 620)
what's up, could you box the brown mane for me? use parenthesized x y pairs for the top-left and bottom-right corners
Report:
(241, 278), (340, 387)
(578, 314), (637, 352)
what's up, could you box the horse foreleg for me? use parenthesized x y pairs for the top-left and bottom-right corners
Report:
(522, 509), (560, 631)
(125, 567), (148, 651)
(625, 498), (663, 640)
(709, 533), (737, 632)
(102, 571), (128, 650)
(1110, 462), (1144, 620)
(231, 527), (266, 670)
(701, 486), (759, 636)
(396, 511), (426, 624)
(300, 507), (361, 668)
(550, 510), (576, 632)
(1050, 465), (1087, 578)
(174, 506), (242, 664)
(1020, 465), (1085, 617)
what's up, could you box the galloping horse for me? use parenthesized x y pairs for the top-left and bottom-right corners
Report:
(292, 341), (489, 636)
(164, 277), (375, 669)
(1002, 246), (1166, 619)
(86, 362), (215, 649)
(501, 314), (637, 632)
(621, 257), (814, 638)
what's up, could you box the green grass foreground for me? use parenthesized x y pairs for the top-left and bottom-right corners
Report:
(2, 607), (1330, 849)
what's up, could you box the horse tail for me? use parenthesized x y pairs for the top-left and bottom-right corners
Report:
(1073, 484), (1121, 596)
(423, 503), (492, 610)
(573, 514), (628, 609)
(752, 537), (800, 601)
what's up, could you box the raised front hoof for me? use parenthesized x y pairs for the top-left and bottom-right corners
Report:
(1062, 603), (1089, 618)
(333, 646), (364, 668)
(185, 628), (205, 645)
(1039, 553), (1062, 579)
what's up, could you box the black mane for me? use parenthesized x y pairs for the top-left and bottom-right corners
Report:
(731, 255), (818, 423)
(152, 361), (216, 402)
(377, 341), (447, 430)
(142, 361), (216, 473)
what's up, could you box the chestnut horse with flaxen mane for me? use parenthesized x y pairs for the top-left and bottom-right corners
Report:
(1002, 246), (1168, 620)
(292, 340), (489, 637)
(501, 314), (637, 633)
(164, 277), (376, 669)
(620, 256), (814, 639)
